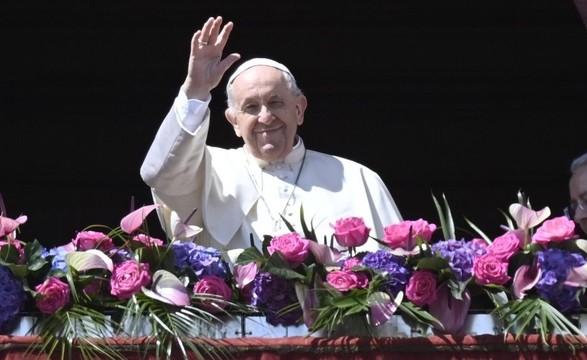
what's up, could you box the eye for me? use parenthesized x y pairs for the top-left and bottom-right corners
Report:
(268, 100), (285, 109)
(241, 103), (260, 115)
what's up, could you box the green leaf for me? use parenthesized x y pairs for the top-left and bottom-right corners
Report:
(235, 246), (264, 264)
(432, 192), (455, 241)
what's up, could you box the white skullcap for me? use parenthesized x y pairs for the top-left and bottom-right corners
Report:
(227, 58), (294, 84)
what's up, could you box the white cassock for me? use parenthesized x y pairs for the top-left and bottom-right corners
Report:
(140, 91), (403, 252)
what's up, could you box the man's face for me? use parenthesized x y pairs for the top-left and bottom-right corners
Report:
(225, 66), (307, 163)
(569, 164), (587, 234)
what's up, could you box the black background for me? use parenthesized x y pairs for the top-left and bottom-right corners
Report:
(3, 0), (587, 246)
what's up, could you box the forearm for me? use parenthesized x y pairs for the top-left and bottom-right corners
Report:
(140, 92), (211, 196)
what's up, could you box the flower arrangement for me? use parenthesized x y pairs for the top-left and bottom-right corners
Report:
(0, 197), (244, 360)
(3, 190), (587, 359)
(230, 196), (494, 337)
(230, 193), (587, 340)
(469, 192), (587, 342)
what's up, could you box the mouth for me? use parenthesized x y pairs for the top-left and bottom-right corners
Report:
(254, 125), (283, 134)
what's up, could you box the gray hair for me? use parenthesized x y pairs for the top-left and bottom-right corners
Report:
(225, 58), (302, 111)
(571, 152), (587, 173)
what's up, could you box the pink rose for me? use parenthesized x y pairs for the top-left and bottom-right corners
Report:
(486, 233), (521, 261)
(326, 270), (369, 292)
(343, 257), (362, 270)
(193, 275), (233, 313)
(110, 260), (151, 299)
(73, 231), (115, 251)
(532, 216), (578, 246)
(267, 232), (310, 268)
(406, 270), (438, 307)
(473, 254), (510, 285)
(132, 234), (164, 247)
(331, 217), (371, 248)
(35, 277), (71, 314)
(383, 219), (437, 249)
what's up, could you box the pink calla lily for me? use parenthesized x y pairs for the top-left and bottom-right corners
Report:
(0, 215), (28, 237)
(142, 270), (190, 306)
(367, 291), (403, 326)
(308, 241), (342, 266)
(65, 249), (114, 272)
(428, 282), (471, 334)
(565, 263), (587, 287)
(171, 211), (203, 241)
(512, 263), (541, 299)
(295, 283), (320, 328)
(509, 203), (551, 231)
(233, 262), (258, 288)
(120, 204), (160, 234)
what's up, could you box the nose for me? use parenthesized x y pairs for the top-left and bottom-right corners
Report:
(257, 105), (274, 123)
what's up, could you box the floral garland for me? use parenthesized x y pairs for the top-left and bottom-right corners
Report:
(2, 191), (587, 359)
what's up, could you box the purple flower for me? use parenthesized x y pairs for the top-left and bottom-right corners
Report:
(535, 248), (585, 313)
(362, 250), (410, 294)
(431, 239), (487, 281)
(252, 272), (302, 326)
(172, 242), (228, 279)
(0, 265), (26, 332)
(43, 246), (71, 271)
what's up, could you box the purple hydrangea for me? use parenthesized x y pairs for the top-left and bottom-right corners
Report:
(535, 248), (586, 313)
(361, 250), (410, 295)
(431, 239), (487, 281)
(172, 242), (228, 279)
(0, 265), (27, 333)
(251, 272), (302, 327)
(42, 246), (70, 271)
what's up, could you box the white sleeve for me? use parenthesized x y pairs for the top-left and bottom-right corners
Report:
(174, 89), (211, 135)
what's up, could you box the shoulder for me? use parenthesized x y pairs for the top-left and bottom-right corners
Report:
(306, 149), (377, 173)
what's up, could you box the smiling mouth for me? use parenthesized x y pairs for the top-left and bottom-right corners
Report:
(254, 126), (282, 134)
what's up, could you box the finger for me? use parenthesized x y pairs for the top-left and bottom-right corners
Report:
(215, 21), (235, 47)
(205, 16), (225, 45)
(198, 17), (215, 43)
(218, 53), (241, 75)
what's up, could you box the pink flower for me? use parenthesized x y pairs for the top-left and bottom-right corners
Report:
(35, 277), (71, 314)
(331, 217), (371, 248)
(0, 239), (25, 264)
(132, 234), (164, 247)
(267, 232), (310, 268)
(532, 216), (578, 246)
(73, 231), (115, 252)
(473, 253), (510, 285)
(405, 270), (438, 307)
(110, 260), (151, 300)
(486, 232), (521, 261)
(428, 282), (471, 335)
(343, 257), (362, 270)
(0, 215), (27, 238)
(383, 219), (436, 250)
(326, 270), (369, 292)
(83, 278), (107, 298)
(193, 275), (233, 313)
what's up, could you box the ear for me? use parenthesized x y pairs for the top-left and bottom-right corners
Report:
(295, 95), (308, 126)
(225, 108), (242, 137)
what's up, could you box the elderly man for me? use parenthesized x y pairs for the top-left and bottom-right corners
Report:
(569, 152), (587, 235)
(140, 16), (402, 251)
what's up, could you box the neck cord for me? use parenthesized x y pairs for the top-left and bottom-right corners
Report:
(245, 149), (307, 232)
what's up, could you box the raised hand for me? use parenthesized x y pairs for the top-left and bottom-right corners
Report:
(181, 16), (241, 100)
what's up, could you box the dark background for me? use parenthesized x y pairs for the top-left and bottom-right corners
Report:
(2, 0), (587, 246)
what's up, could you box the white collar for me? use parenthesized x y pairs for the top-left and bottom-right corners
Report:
(244, 137), (306, 169)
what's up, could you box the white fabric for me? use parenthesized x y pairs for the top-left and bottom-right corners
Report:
(140, 93), (403, 251)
